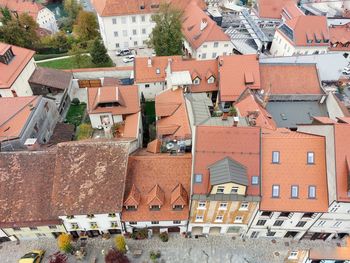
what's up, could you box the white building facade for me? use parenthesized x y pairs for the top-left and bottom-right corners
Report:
(36, 7), (58, 33)
(184, 40), (234, 60)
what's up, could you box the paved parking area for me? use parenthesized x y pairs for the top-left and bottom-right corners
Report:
(108, 48), (155, 67)
(0, 235), (342, 263)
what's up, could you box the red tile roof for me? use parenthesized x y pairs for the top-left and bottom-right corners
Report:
(0, 0), (44, 20)
(123, 153), (192, 221)
(329, 23), (350, 51)
(0, 43), (35, 89)
(87, 85), (140, 115)
(280, 15), (329, 47)
(260, 129), (328, 212)
(124, 184), (141, 207)
(255, 0), (298, 19)
(122, 112), (140, 139)
(147, 139), (162, 153)
(260, 64), (323, 95)
(182, 1), (230, 49)
(193, 126), (261, 195)
(155, 88), (191, 139)
(281, 1), (304, 19)
(218, 55), (260, 102)
(170, 183), (188, 206)
(147, 184), (165, 206)
(0, 96), (40, 141)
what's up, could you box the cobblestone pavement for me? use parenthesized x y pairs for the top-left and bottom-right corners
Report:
(0, 235), (342, 263)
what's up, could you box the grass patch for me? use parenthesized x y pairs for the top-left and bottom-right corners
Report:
(76, 123), (93, 140)
(34, 53), (69, 61)
(65, 103), (86, 126)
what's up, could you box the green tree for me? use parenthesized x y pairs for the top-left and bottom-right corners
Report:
(69, 44), (88, 68)
(149, 3), (183, 56)
(73, 11), (99, 41)
(0, 7), (12, 25)
(90, 38), (112, 66)
(64, 0), (81, 20)
(114, 235), (126, 254)
(0, 13), (39, 49)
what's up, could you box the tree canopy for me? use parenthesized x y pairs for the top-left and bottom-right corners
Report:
(90, 38), (113, 66)
(73, 11), (99, 41)
(149, 3), (183, 56)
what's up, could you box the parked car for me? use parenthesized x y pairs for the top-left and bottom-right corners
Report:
(116, 49), (132, 56)
(19, 250), (45, 263)
(342, 69), (350, 75)
(123, 55), (135, 63)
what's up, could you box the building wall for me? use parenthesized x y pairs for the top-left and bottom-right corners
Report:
(211, 183), (247, 195)
(0, 58), (35, 97)
(60, 213), (123, 234)
(270, 31), (328, 57)
(326, 92), (346, 120)
(3, 225), (65, 240)
(97, 13), (155, 51)
(137, 82), (166, 101)
(124, 220), (187, 234)
(188, 200), (258, 235)
(195, 41), (234, 60)
(89, 113), (123, 128)
(247, 211), (321, 240)
(37, 8), (58, 33)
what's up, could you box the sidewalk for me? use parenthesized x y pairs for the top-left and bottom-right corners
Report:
(0, 234), (342, 263)
(36, 53), (90, 63)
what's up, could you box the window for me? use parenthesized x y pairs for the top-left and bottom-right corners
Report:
(112, 18), (116, 24)
(134, 41), (138, 46)
(317, 220), (326, 226)
(203, 44), (207, 48)
(150, 205), (160, 211)
(49, 225), (57, 229)
(296, 221), (307, 227)
(145, 84), (150, 88)
(234, 216), (243, 223)
(272, 151), (280, 163)
(240, 202), (249, 210)
(261, 211), (272, 217)
(250, 231), (259, 238)
(333, 221), (342, 227)
(87, 214), (95, 219)
(224, 43), (229, 47)
(291, 185), (299, 198)
(215, 215), (223, 222)
(198, 201), (206, 209)
(151, 221), (159, 225)
(129, 221), (137, 225)
(111, 221), (118, 228)
(272, 185), (280, 198)
(194, 174), (202, 183)
(114, 31), (118, 37)
(257, 220), (266, 226)
(223, 52), (227, 56)
(231, 187), (239, 194)
(202, 53), (207, 59)
(71, 223), (79, 229)
(142, 28), (146, 34)
(173, 220), (181, 224)
(108, 213), (116, 218)
(288, 251), (299, 260)
(213, 42), (219, 48)
(121, 17), (126, 24)
(217, 186), (225, 193)
(11, 89), (18, 97)
(13, 227), (21, 231)
(251, 176), (259, 185)
(195, 215), (204, 222)
(279, 212), (290, 218)
(193, 78), (200, 85)
(173, 205), (183, 210)
(307, 152), (314, 164)
(219, 202), (227, 210)
(207, 76), (214, 84)
(123, 30), (127, 37)
(90, 222), (98, 229)
(141, 15), (145, 22)
(266, 231), (276, 237)
(67, 215), (75, 219)
(133, 29), (137, 35)
(126, 205), (137, 211)
(308, 186), (316, 199)
(29, 227), (38, 231)
(132, 16), (136, 23)
(116, 43), (120, 48)
(302, 213), (314, 219)
(156, 68), (160, 74)
(273, 220), (284, 226)
(212, 52), (217, 59)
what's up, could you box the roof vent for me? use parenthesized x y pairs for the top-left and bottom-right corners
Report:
(200, 18), (208, 31)
(147, 57), (152, 67)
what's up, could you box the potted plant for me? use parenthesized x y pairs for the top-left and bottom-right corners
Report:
(159, 232), (169, 242)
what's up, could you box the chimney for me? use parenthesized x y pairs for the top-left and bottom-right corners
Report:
(233, 116), (239, 127)
(147, 57), (152, 67)
(256, 50), (261, 60)
(200, 18), (208, 31)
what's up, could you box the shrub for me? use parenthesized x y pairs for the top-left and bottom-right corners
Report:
(48, 252), (68, 263)
(71, 98), (80, 105)
(115, 235), (126, 254)
(131, 228), (148, 240)
(159, 232), (169, 242)
(57, 233), (73, 253)
(76, 123), (93, 140)
(105, 249), (130, 263)
(149, 250), (161, 262)
(229, 106), (237, 116)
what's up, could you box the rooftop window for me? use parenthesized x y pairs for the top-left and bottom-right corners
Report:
(194, 174), (202, 183)
(0, 47), (15, 65)
(272, 151), (280, 164)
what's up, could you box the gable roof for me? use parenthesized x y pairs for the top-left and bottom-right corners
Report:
(182, 1), (230, 49)
(193, 126), (260, 195)
(208, 157), (249, 186)
(218, 55), (260, 101)
(0, 96), (41, 141)
(0, 43), (35, 89)
(170, 183), (188, 206)
(255, 0), (298, 19)
(51, 141), (129, 216)
(329, 23), (350, 51)
(260, 128), (328, 212)
(29, 67), (72, 91)
(147, 184), (165, 206)
(0, 0), (44, 20)
(260, 64), (323, 95)
(123, 153), (192, 221)
(124, 184), (141, 207)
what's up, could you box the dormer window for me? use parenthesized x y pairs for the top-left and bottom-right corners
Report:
(207, 76), (215, 84)
(150, 205), (160, 211)
(0, 46), (15, 65)
(193, 77), (200, 85)
(156, 68), (160, 74)
(87, 214), (95, 219)
(126, 205), (137, 211)
(173, 205), (183, 211)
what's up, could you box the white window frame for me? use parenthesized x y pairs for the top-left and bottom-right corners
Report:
(195, 215), (204, 222)
(198, 201), (206, 209)
(219, 202), (227, 210)
(217, 186), (225, 194)
(272, 185), (280, 198)
(215, 215), (224, 222)
(307, 152), (315, 164)
(234, 216), (243, 223)
(239, 202), (249, 211)
(230, 186), (239, 194)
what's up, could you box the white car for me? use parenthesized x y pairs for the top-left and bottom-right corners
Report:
(342, 69), (350, 75)
(123, 55), (135, 63)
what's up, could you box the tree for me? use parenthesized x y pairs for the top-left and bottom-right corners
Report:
(105, 249), (129, 263)
(64, 0), (81, 20)
(149, 3), (183, 56)
(90, 38), (112, 66)
(0, 7), (12, 25)
(57, 233), (73, 253)
(114, 235), (126, 253)
(69, 44), (89, 68)
(0, 13), (39, 49)
(73, 11), (99, 41)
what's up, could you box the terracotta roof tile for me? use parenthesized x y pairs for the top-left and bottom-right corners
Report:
(124, 184), (141, 207)
(182, 2), (230, 49)
(123, 154), (192, 221)
(0, 96), (41, 141)
(147, 139), (162, 153)
(255, 0), (298, 19)
(0, 0), (43, 20)
(260, 64), (323, 95)
(29, 67), (72, 91)
(218, 55), (260, 101)
(0, 43), (35, 89)
(155, 88), (191, 139)
(122, 112), (140, 138)
(194, 126), (261, 195)
(281, 1), (304, 19)
(170, 183), (188, 206)
(260, 129), (328, 212)
(329, 23), (350, 51)
(147, 184), (165, 206)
